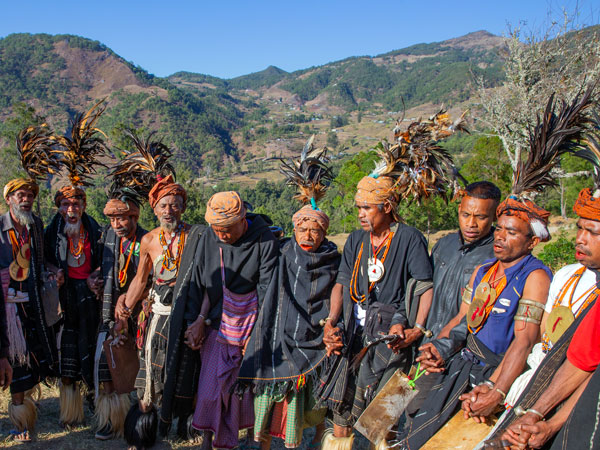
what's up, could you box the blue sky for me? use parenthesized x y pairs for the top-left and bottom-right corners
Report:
(0, 0), (597, 79)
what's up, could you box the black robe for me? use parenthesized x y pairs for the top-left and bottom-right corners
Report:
(0, 212), (58, 391)
(200, 213), (279, 326)
(238, 237), (340, 393)
(316, 224), (433, 426)
(44, 212), (102, 386)
(159, 224), (208, 424)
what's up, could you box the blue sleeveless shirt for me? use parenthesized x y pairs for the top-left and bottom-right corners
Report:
(471, 254), (552, 354)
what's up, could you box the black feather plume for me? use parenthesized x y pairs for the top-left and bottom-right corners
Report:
(513, 84), (598, 197)
(54, 99), (111, 186)
(16, 124), (62, 181)
(109, 128), (175, 205)
(279, 135), (333, 205)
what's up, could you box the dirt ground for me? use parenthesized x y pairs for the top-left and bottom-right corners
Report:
(0, 384), (337, 449)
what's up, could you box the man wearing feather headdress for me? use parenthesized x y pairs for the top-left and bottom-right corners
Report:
(44, 103), (108, 428)
(315, 110), (478, 450)
(483, 190), (600, 450)
(92, 130), (158, 441)
(116, 170), (207, 447)
(397, 87), (599, 449)
(1, 125), (60, 442)
(191, 190), (278, 450)
(481, 89), (600, 450)
(237, 138), (341, 449)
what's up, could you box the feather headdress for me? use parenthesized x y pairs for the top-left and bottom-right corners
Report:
(510, 84), (599, 200)
(109, 128), (175, 206)
(369, 109), (468, 203)
(279, 135), (334, 208)
(16, 124), (62, 182)
(53, 99), (111, 187)
(3, 124), (63, 200)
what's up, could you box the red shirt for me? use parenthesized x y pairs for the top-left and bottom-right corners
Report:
(567, 299), (600, 372)
(68, 238), (93, 280)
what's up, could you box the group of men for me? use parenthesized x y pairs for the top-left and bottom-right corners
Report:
(1, 147), (600, 450)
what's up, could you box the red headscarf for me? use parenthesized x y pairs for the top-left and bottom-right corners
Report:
(573, 188), (600, 221)
(148, 175), (187, 209)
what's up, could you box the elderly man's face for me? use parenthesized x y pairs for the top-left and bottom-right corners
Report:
(212, 218), (247, 245)
(7, 189), (35, 212)
(154, 195), (184, 232)
(493, 215), (539, 263)
(109, 214), (138, 238)
(59, 197), (85, 224)
(575, 218), (600, 270)
(294, 220), (325, 252)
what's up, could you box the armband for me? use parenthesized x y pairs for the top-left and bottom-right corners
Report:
(514, 298), (544, 325)
(414, 323), (433, 338)
(462, 285), (473, 305)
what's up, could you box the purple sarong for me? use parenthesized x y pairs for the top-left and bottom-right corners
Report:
(192, 327), (255, 449)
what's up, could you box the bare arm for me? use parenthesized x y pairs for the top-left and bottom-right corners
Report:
(117, 234), (153, 318)
(502, 360), (593, 447)
(461, 269), (551, 421)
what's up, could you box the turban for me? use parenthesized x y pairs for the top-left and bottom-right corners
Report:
(103, 198), (140, 218)
(497, 197), (551, 241)
(573, 188), (600, 221)
(148, 174), (187, 209)
(292, 205), (330, 232)
(205, 191), (246, 227)
(3, 178), (39, 200)
(54, 185), (86, 207)
(354, 176), (401, 222)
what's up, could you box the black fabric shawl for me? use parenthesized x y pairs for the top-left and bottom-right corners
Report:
(27, 215), (58, 373)
(201, 213), (279, 327)
(160, 224), (206, 424)
(44, 212), (102, 274)
(315, 224), (432, 411)
(484, 297), (597, 445)
(100, 225), (147, 325)
(549, 364), (600, 450)
(238, 237), (340, 393)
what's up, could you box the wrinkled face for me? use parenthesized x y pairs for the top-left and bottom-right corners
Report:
(294, 220), (325, 252)
(109, 214), (138, 238)
(212, 218), (247, 244)
(493, 215), (539, 263)
(356, 203), (392, 232)
(7, 189), (35, 213)
(458, 196), (497, 243)
(154, 195), (184, 232)
(575, 218), (600, 270)
(59, 197), (85, 224)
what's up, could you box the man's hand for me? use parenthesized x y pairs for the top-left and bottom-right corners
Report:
(323, 321), (343, 356)
(114, 294), (130, 321)
(519, 420), (557, 449)
(416, 342), (445, 374)
(185, 317), (206, 350)
(501, 413), (542, 447)
(459, 384), (502, 422)
(0, 357), (13, 390)
(113, 319), (129, 346)
(388, 326), (422, 352)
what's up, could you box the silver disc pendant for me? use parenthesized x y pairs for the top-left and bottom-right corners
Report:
(367, 257), (385, 282)
(119, 253), (126, 271)
(154, 256), (177, 281)
(67, 251), (85, 268)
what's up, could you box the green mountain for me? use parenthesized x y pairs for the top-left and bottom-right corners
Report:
(0, 30), (506, 172)
(0, 33), (242, 169)
(170, 30), (506, 111)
